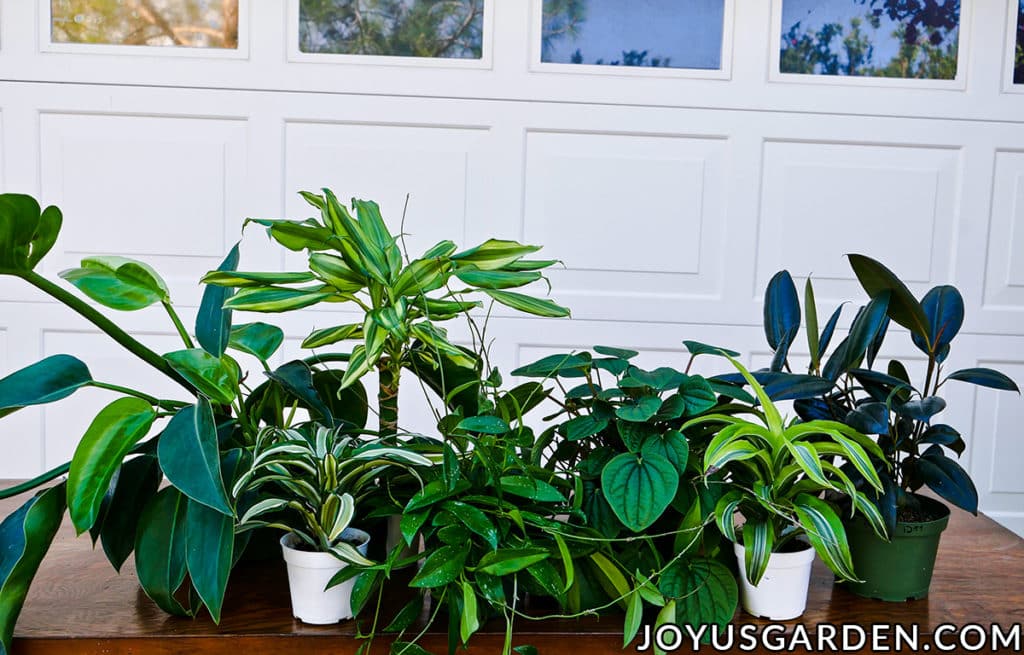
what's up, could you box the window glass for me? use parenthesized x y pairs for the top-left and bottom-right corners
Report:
(780, 0), (960, 79)
(1015, 0), (1023, 84)
(541, 0), (725, 70)
(299, 0), (485, 59)
(51, 0), (239, 49)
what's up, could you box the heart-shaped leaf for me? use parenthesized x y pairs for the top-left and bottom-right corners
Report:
(601, 452), (678, 532)
(658, 557), (737, 637)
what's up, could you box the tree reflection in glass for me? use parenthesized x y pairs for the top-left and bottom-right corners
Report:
(51, 0), (238, 49)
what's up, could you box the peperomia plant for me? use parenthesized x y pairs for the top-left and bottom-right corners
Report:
(743, 254), (1019, 533)
(695, 357), (888, 585)
(202, 188), (568, 439)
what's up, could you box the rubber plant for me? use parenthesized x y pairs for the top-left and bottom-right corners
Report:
(736, 255), (1019, 533)
(694, 356), (889, 586)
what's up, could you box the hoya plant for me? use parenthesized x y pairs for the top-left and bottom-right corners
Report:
(694, 357), (888, 585)
(741, 254), (1019, 532)
(202, 188), (569, 438)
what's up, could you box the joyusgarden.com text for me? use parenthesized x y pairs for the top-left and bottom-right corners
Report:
(634, 622), (1023, 652)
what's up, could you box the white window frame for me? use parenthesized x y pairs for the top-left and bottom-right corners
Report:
(286, 0), (494, 69)
(528, 0), (735, 80)
(767, 0), (971, 91)
(1003, 0), (1024, 93)
(40, 0), (251, 59)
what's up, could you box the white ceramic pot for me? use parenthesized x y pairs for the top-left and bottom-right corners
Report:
(280, 529), (370, 624)
(733, 541), (815, 620)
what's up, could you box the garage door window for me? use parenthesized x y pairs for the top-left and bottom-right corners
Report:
(50, 0), (239, 49)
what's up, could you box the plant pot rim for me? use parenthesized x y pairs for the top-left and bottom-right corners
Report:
(733, 539), (816, 567)
(280, 528), (371, 569)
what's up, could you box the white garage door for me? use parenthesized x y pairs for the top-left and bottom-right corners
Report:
(1, 0), (1023, 534)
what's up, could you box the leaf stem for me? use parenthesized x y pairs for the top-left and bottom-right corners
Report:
(162, 300), (195, 349)
(90, 381), (186, 410)
(17, 271), (196, 394)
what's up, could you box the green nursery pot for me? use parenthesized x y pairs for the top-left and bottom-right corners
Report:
(841, 495), (950, 602)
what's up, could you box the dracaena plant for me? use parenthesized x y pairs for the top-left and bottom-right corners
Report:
(696, 358), (889, 586)
(0, 193), (375, 651)
(747, 255), (1019, 533)
(232, 424), (435, 563)
(202, 188), (569, 439)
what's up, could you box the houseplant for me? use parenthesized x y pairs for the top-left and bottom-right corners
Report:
(0, 189), (566, 652)
(695, 357), (888, 620)
(233, 424), (434, 623)
(741, 255), (1019, 601)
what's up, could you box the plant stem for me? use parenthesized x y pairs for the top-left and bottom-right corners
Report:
(377, 355), (400, 440)
(91, 381), (186, 410)
(162, 300), (195, 349)
(18, 271), (196, 394)
(0, 463), (70, 499)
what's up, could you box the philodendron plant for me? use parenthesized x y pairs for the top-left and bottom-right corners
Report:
(202, 188), (569, 439)
(0, 189), (566, 654)
(747, 254), (1019, 532)
(697, 358), (889, 586)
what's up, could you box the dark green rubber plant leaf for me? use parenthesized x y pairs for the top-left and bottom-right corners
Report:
(0, 354), (91, 418)
(67, 397), (156, 534)
(0, 483), (66, 655)
(195, 243), (240, 358)
(266, 361), (334, 426)
(98, 455), (162, 571)
(658, 557), (737, 639)
(0, 193), (62, 272)
(135, 487), (194, 616)
(847, 254), (931, 348)
(185, 498), (234, 623)
(158, 398), (232, 516)
(228, 322), (284, 362)
(601, 452), (679, 532)
(60, 256), (170, 311)
(163, 349), (238, 405)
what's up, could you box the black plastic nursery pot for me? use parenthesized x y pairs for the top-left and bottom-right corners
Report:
(840, 495), (950, 602)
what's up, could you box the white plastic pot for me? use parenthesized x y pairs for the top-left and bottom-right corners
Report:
(280, 529), (370, 624)
(733, 540), (816, 620)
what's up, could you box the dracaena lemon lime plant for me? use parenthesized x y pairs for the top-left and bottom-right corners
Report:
(202, 189), (568, 439)
(233, 424), (435, 562)
(694, 357), (889, 586)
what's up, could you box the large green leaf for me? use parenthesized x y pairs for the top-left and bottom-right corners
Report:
(247, 217), (333, 252)
(135, 487), (193, 616)
(484, 289), (570, 318)
(185, 498), (234, 623)
(640, 430), (689, 475)
(163, 349), (238, 405)
(409, 543), (468, 588)
(456, 269), (542, 290)
(301, 323), (361, 349)
(0, 194), (62, 272)
(60, 256), (170, 311)
(392, 256), (452, 297)
(0, 483), (66, 655)
(792, 493), (857, 582)
(195, 244), (240, 357)
(227, 322), (284, 362)
(0, 354), (92, 418)
(741, 519), (774, 586)
(67, 397), (156, 534)
(309, 253), (368, 292)
(658, 558), (737, 636)
(601, 452), (678, 532)
(499, 476), (566, 503)
(98, 455), (162, 571)
(158, 399), (232, 516)
(847, 254), (931, 347)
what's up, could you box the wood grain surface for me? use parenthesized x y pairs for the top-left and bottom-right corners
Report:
(4, 481), (1022, 654)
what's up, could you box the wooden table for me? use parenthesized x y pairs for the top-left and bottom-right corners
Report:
(5, 483), (1023, 654)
